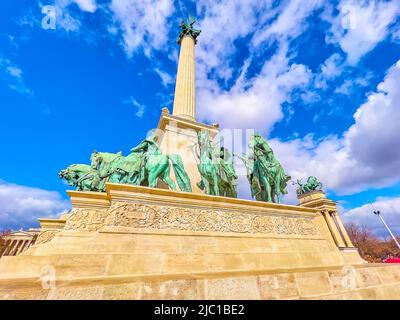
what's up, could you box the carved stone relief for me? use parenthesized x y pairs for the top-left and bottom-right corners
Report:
(105, 201), (318, 236)
(62, 201), (318, 236)
(35, 230), (60, 245)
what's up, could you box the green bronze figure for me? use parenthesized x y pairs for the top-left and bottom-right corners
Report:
(295, 176), (323, 195)
(237, 133), (290, 203)
(59, 129), (192, 193)
(194, 131), (238, 197)
(177, 15), (201, 44)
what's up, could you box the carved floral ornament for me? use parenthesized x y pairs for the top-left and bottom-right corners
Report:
(35, 230), (61, 245)
(64, 201), (318, 237)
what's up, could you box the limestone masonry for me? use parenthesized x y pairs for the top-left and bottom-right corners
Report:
(0, 17), (399, 300)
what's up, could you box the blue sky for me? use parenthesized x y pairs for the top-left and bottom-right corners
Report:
(0, 0), (399, 237)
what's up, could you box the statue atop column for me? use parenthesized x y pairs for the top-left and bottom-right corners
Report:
(177, 15), (201, 44)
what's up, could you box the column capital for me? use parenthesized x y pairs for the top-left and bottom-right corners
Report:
(177, 16), (201, 45)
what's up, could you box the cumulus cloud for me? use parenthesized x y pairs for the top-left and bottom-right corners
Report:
(314, 53), (344, 89)
(326, 0), (400, 64)
(0, 180), (70, 230)
(342, 197), (400, 237)
(72, 0), (97, 13)
(0, 56), (34, 97)
(251, 0), (324, 48)
(123, 96), (147, 118)
(198, 49), (312, 134)
(194, 0), (318, 133)
(154, 68), (174, 87)
(269, 59), (400, 195)
(38, 0), (97, 32)
(196, 0), (275, 80)
(108, 0), (174, 56)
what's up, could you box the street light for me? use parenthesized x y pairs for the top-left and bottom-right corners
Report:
(373, 210), (400, 250)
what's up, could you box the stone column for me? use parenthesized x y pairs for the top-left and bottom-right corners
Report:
(0, 240), (9, 257)
(172, 35), (196, 121)
(7, 240), (17, 256)
(11, 240), (22, 256)
(332, 212), (354, 247)
(323, 211), (346, 248)
(16, 240), (27, 255)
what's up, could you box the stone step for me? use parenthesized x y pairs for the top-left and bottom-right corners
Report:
(0, 263), (399, 300)
(0, 250), (362, 279)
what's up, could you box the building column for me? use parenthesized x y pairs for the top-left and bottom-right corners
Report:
(322, 210), (346, 247)
(22, 239), (32, 253)
(332, 212), (354, 247)
(0, 240), (10, 257)
(5, 240), (17, 256)
(11, 240), (22, 256)
(172, 35), (196, 121)
(16, 240), (28, 255)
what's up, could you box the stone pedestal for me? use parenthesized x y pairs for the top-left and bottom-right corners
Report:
(298, 190), (355, 249)
(1, 184), (399, 300)
(156, 109), (219, 194)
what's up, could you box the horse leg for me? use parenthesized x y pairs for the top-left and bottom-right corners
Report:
(203, 177), (211, 195)
(148, 170), (158, 188)
(161, 165), (177, 190)
(262, 177), (272, 202)
(274, 175), (281, 203)
(212, 173), (219, 195)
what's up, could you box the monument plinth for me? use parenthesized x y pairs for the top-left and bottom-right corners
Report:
(1, 183), (400, 299)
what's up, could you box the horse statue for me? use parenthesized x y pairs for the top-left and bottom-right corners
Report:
(295, 176), (323, 195)
(194, 131), (238, 197)
(129, 131), (192, 192)
(58, 164), (109, 192)
(237, 133), (290, 203)
(195, 131), (220, 195)
(59, 129), (192, 193)
(214, 146), (238, 198)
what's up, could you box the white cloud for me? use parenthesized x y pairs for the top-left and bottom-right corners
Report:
(108, 0), (174, 56)
(123, 96), (147, 118)
(194, 0), (319, 134)
(6, 66), (23, 79)
(196, 0), (275, 80)
(36, 0), (91, 33)
(198, 45), (312, 134)
(269, 59), (400, 195)
(154, 68), (174, 87)
(342, 197), (400, 237)
(0, 180), (70, 230)
(315, 53), (344, 89)
(251, 0), (324, 48)
(300, 91), (320, 104)
(326, 0), (400, 64)
(0, 57), (34, 97)
(334, 79), (353, 95)
(73, 0), (97, 13)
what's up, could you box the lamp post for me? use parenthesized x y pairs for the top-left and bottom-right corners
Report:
(373, 210), (400, 249)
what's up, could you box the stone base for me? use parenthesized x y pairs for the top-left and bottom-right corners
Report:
(157, 111), (219, 194)
(0, 184), (399, 300)
(1, 264), (399, 300)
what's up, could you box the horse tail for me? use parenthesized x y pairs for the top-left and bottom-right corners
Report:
(167, 154), (192, 192)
